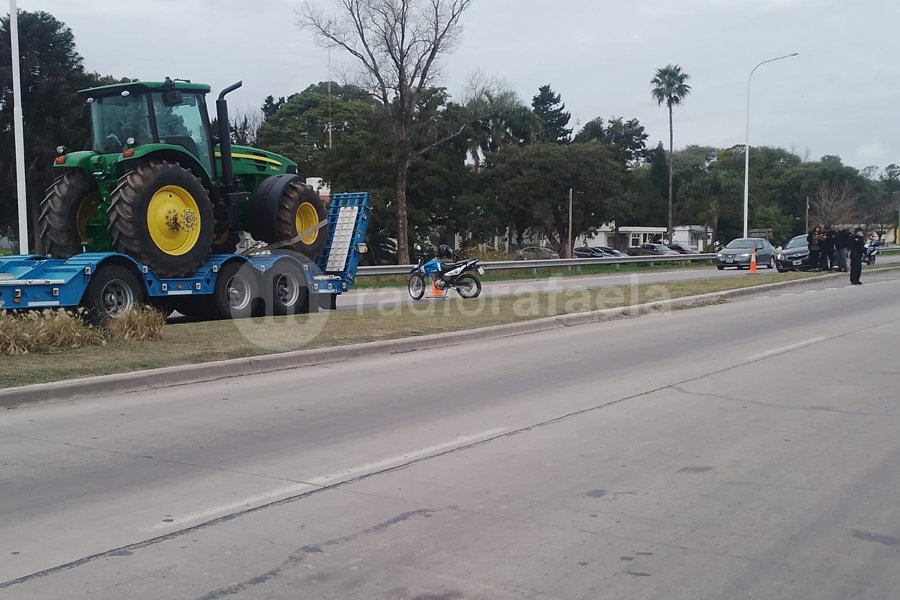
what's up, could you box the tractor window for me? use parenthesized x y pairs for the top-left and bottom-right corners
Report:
(152, 92), (213, 175)
(90, 94), (153, 153)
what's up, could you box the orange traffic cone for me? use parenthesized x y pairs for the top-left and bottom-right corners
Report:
(430, 281), (445, 298)
(749, 247), (758, 273)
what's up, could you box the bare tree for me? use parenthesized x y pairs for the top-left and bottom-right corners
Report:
(810, 181), (860, 226)
(300, 0), (474, 263)
(230, 107), (265, 147)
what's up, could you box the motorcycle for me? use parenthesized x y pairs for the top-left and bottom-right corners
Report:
(865, 240), (880, 265)
(407, 245), (485, 300)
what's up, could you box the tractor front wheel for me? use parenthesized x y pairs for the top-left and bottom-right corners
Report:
(250, 175), (327, 259)
(39, 171), (102, 258)
(108, 160), (214, 277)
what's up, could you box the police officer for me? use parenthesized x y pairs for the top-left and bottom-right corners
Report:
(849, 227), (866, 285)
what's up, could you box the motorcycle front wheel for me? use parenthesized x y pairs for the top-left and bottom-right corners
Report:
(408, 274), (426, 300)
(456, 273), (482, 299)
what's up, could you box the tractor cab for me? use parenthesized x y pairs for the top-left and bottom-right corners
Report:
(84, 79), (215, 177)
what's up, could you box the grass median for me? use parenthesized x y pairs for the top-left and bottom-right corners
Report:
(0, 270), (819, 389)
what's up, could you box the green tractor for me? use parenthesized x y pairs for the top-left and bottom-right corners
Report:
(40, 78), (327, 277)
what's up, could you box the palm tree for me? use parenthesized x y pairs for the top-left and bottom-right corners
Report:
(651, 65), (692, 243)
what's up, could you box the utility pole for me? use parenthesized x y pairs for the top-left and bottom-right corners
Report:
(10, 0), (28, 254)
(805, 195), (809, 233)
(567, 188), (573, 258)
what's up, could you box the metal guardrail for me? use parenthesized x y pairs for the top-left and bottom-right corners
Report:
(358, 254), (718, 276)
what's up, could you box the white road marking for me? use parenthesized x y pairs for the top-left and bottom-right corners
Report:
(748, 337), (826, 362)
(144, 427), (508, 532)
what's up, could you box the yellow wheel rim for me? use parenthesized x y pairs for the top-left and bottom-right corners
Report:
(295, 202), (319, 245)
(147, 185), (202, 256)
(76, 192), (100, 243)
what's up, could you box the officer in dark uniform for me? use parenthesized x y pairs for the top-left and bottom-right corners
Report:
(849, 228), (866, 285)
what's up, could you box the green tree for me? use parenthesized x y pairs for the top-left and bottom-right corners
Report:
(486, 142), (625, 252)
(0, 10), (96, 249)
(650, 64), (691, 244)
(257, 82), (376, 174)
(575, 116), (648, 167)
(531, 84), (571, 144)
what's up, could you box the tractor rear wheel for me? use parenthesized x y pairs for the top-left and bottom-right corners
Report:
(39, 171), (102, 258)
(108, 160), (214, 277)
(250, 174), (327, 259)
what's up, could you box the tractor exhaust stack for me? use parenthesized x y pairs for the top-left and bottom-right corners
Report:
(216, 81), (242, 189)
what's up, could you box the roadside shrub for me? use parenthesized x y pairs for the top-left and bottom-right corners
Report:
(104, 305), (165, 341)
(0, 309), (105, 355)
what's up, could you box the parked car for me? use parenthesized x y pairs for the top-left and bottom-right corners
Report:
(595, 246), (627, 257)
(667, 244), (695, 254)
(628, 243), (681, 256)
(775, 235), (811, 272)
(572, 246), (610, 258)
(515, 246), (560, 260)
(716, 237), (776, 270)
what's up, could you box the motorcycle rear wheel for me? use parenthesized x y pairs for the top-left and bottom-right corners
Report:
(408, 274), (426, 300)
(456, 273), (482, 299)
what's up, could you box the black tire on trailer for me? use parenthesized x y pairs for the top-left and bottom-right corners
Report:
(80, 263), (146, 323)
(39, 171), (102, 258)
(210, 261), (260, 320)
(250, 174), (327, 259)
(108, 160), (215, 277)
(264, 260), (310, 316)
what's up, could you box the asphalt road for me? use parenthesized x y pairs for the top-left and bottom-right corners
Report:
(3, 270), (900, 599)
(341, 252), (900, 310)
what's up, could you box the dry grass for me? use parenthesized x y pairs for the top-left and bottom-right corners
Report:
(0, 271), (820, 389)
(0, 309), (106, 355)
(105, 306), (166, 341)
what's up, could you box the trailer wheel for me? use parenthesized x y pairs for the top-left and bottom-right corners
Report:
(265, 261), (309, 315)
(250, 175), (327, 259)
(39, 171), (101, 258)
(81, 264), (146, 323)
(108, 160), (214, 277)
(210, 261), (259, 320)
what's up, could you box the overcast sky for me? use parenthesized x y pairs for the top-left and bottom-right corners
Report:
(16, 0), (900, 170)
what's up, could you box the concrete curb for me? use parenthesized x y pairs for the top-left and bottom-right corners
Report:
(3, 266), (899, 407)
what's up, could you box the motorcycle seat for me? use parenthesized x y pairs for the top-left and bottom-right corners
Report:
(439, 260), (469, 271)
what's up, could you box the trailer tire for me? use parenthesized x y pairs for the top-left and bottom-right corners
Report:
(108, 160), (214, 277)
(250, 175), (327, 259)
(81, 264), (146, 323)
(264, 260), (309, 316)
(40, 171), (101, 258)
(210, 261), (259, 320)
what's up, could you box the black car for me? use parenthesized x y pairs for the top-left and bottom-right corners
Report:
(716, 237), (776, 270)
(572, 246), (610, 258)
(595, 246), (626, 257)
(775, 235), (811, 272)
(628, 243), (681, 256)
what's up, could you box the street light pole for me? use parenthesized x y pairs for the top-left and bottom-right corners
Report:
(743, 52), (798, 238)
(10, 0), (29, 254)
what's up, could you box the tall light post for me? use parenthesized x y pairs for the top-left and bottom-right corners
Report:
(743, 52), (798, 238)
(10, 0), (28, 254)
